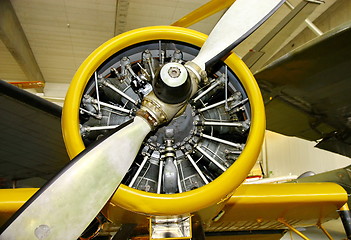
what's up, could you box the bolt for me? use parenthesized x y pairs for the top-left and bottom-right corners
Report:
(34, 225), (50, 240)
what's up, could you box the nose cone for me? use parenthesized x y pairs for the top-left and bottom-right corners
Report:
(160, 62), (188, 87)
(153, 62), (192, 104)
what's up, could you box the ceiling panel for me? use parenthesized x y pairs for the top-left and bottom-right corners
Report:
(0, 0), (345, 100)
(10, 0), (116, 84)
(119, 0), (225, 34)
(0, 40), (27, 81)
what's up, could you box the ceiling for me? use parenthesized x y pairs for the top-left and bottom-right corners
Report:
(0, 0), (347, 105)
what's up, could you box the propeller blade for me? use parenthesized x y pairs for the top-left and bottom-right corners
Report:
(0, 116), (151, 240)
(192, 0), (285, 70)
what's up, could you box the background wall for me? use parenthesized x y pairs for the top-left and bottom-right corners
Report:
(263, 131), (350, 178)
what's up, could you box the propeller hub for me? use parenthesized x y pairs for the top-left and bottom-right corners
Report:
(168, 66), (181, 78)
(153, 62), (192, 104)
(161, 63), (187, 87)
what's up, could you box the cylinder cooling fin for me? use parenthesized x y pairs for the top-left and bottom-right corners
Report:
(62, 26), (265, 215)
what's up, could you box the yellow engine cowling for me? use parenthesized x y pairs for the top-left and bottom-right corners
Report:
(61, 26), (265, 218)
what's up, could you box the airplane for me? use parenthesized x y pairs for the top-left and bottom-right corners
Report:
(0, 0), (351, 239)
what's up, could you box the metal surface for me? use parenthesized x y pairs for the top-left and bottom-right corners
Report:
(0, 182), (348, 235)
(254, 21), (351, 157)
(74, 39), (249, 195)
(285, 1), (323, 36)
(242, 0), (323, 73)
(0, 80), (69, 184)
(62, 26), (265, 216)
(278, 218), (310, 240)
(318, 223), (334, 240)
(206, 183), (347, 232)
(154, 62), (192, 104)
(292, 165), (351, 191)
(339, 204), (351, 239)
(111, 224), (136, 240)
(191, 0), (285, 70)
(150, 215), (192, 239)
(0, 116), (151, 239)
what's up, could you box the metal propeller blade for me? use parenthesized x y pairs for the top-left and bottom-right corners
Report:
(191, 0), (285, 70)
(0, 116), (151, 240)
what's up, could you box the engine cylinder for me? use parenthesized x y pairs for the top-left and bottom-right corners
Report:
(62, 26), (265, 216)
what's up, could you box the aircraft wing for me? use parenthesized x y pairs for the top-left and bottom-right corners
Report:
(0, 80), (69, 186)
(0, 182), (347, 239)
(254, 22), (351, 157)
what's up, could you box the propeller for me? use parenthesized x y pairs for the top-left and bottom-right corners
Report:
(0, 0), (284, 239)
(0, 117), (151, 239)
(191, 0), (285, 71)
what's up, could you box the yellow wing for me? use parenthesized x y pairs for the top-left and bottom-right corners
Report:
(0, 182), (346, 238)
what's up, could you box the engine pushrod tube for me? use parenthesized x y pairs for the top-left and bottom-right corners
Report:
(128, 155), (151, 187)
(100, 80), (138, 106)
(83, 125), (119, 132)
(79, 107), (101, 119)
(159, 41), (165, 65)
(157, 161), (164, 194)
(224, 66), (229, 110)
(199, 133), (243, 149)
(174, 161), (183, 193)
(137, 63), (150, 77)
(193, 78), (222, 103)
(195, 120), (243, 127)
(197, 95), (236, 113)
(195, 145), (226, 171)
(91, 98), (131, 114)
(183, 151), (209, 184)
(225, 149), (242, 155)
(126, 65), (137, 79)
(231, 98), (248, 109)
(143, 50), (155, 79)
(94, 72), (101, 114)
